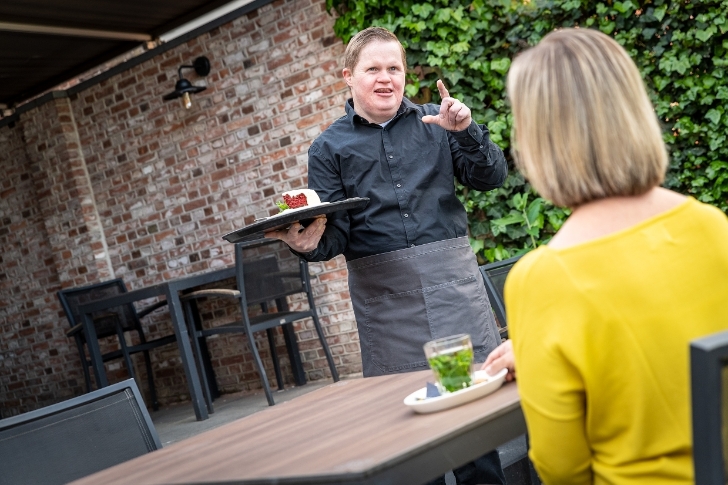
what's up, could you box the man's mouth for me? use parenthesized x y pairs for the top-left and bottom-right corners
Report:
(374, 88), (393, 94)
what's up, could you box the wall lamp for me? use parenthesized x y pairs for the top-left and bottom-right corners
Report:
(163, 56), (211, 109)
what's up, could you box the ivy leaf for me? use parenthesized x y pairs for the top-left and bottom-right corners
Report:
(469, 237), (485, 255)
(490, 57), (511, 75)
(695, 28), (714, 42)
(706, 109), (722, 125)
(526, 198), (544, 227)
(412, 3), (434, 18)
(493, 213), (526, 226)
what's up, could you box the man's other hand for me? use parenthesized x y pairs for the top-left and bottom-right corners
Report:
(421, 79), (472, 132)
(264, 216), (326, 253)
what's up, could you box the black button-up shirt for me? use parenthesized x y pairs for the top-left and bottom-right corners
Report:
(304, 98), (507, 261)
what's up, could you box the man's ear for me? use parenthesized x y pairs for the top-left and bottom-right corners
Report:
(342, 68), (353, 87)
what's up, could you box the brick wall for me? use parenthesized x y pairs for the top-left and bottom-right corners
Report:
(0, 0), (361, 417)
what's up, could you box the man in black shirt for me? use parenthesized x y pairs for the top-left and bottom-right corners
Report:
(266, 27), (508, 485)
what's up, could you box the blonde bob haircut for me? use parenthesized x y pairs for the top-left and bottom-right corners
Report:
(507, 28), (668, 208)
(344, 27), (407, 73)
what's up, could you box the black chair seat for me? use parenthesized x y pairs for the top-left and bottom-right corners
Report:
(197, 310), (316, 337)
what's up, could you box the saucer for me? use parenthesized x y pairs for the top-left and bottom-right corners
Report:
(403, 368), (508, 414)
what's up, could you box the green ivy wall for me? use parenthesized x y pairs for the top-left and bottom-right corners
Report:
(326, 0), (728, 262)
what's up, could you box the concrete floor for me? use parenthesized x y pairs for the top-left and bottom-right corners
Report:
(148, 378), (535, 485)
(150, 379), (333, 446)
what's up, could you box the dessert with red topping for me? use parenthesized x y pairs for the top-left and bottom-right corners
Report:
(283, 192), (308, 209)
(276, 189), (321, 212)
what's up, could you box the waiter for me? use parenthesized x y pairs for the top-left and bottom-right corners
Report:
(266, 27), (508, 485)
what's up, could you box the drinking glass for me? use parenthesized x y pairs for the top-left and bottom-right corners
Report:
(423, 334), (474, 393)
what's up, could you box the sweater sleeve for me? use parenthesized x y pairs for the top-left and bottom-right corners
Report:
(506, 253), (594, 484)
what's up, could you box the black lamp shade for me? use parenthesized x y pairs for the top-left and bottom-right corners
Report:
(162, 56), (211, 102)
(163, 79), (207, 100)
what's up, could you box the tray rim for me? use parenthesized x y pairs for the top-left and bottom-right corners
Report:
(222, 197), (370, 243)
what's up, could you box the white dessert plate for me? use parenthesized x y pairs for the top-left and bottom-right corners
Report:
(222, 197), (369, 244)
(403, 368), (508, 414)
(255, 202), (332, 221)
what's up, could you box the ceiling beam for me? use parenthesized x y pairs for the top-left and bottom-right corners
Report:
(0, 21), (152, 41)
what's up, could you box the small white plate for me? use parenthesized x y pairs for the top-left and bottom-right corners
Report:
(259, 202), (331, 221)
(403, 368), (508, 414)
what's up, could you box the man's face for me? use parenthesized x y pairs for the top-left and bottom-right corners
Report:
(343, 40), (405, 124)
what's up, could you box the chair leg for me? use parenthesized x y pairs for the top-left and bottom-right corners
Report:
(249, 336), (275, 406)
(309, 307), (339, 382)
(141, 350), (159, 411)
(266, 328), (284, 390)
(238, 301), (275, 406)
(76, 338), (93, 392)
(281, 324), (306, 386)
(115, 326), (137, 381)
(183, 299), (214, 414)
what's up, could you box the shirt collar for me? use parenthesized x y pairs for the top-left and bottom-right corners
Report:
(345, 98), (419, 127)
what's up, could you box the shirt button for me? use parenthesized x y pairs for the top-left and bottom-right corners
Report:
(396, 184), (401, 188)
(403, 213), (409, 218)
(479, 145), (484, 149)
(389, 155), (393, 159)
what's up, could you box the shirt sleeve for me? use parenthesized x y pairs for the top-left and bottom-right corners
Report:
(448, 120), (508, 190)
(302, 143), (349, 262)
(506, 255), (594, 484)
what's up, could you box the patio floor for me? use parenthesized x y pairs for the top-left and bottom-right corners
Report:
(150, 379), (334, 446)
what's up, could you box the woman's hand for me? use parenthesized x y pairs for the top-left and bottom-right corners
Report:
(482, 339), (516, 382)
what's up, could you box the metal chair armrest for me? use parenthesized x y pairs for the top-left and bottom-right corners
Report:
(180, 289), (240, 300)
(136, 300), (168, 319)
(66, 324), (83, 338)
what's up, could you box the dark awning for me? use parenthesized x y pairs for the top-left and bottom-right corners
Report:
(0, 0), (260, 109)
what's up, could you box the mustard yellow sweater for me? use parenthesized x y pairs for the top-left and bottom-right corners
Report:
(507, 198), (728, 485)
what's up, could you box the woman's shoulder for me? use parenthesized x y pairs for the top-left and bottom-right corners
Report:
(506, 247), (563, 290)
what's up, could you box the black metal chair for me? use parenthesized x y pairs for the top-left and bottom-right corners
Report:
(0, 378), (161, 485)
(690, 329), (728, 485)
(479, 255), (523, 340)
(181, 238), (339, 409)
(57, 279), (175, 410)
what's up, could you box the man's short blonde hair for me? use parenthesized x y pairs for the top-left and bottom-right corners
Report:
(507, 28), (667, 208)
(344, 27), (407, 72)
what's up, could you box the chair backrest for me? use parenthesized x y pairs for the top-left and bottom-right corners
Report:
(0, 378), (161, 485)
(58, 279), (141, 339)
(690, 329), (728, 485)
(479, 255), (523, 329)
(235, 239), (310, 307)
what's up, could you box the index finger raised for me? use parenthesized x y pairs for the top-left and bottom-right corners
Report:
(436, 79), (450, 101)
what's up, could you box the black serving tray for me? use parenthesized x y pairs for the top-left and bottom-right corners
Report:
(222, 197), (370, 244)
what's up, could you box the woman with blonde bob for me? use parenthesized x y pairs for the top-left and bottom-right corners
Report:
(500, 28), (728, 484)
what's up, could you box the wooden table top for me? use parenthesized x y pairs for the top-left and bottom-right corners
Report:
(71, 371), (524, 485)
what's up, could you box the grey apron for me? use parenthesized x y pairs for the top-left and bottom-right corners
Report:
(347, 237), (501, 377)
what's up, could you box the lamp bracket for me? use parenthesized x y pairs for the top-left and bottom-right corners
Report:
(177, 56), (211, 80)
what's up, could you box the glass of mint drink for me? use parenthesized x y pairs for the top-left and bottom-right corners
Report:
(423, 334), (474, 393)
